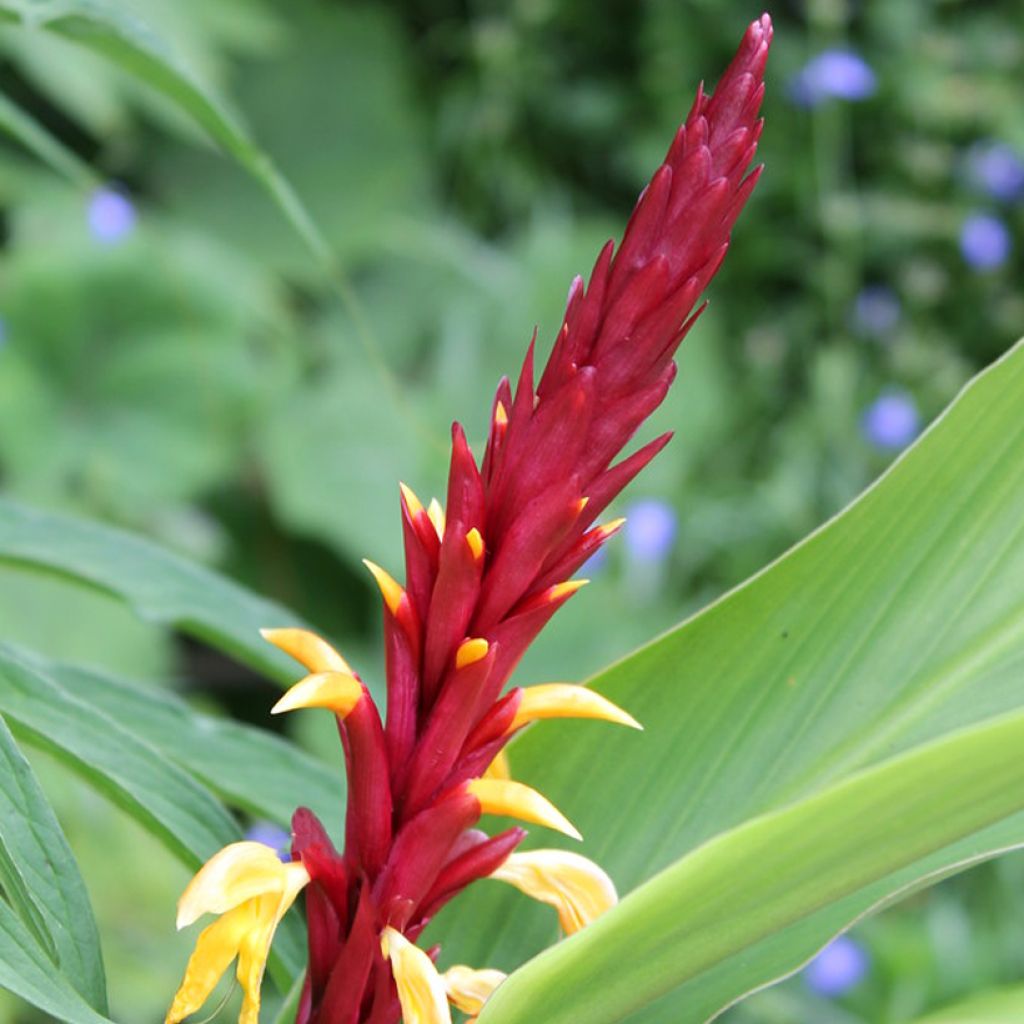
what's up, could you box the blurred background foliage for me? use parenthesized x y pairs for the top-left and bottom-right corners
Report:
(1, 0), (1023, 1021)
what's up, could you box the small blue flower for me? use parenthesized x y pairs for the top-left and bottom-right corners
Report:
(862, 390), (920, 451)
(245, 821), (292, 862)
(623, 499), (677, 564)
(789, 50), (877, 107)
(804, 935), (869, 997)
(960, 213), (1012, 270)
(967, 142), (1024, 203)
(88, 187), (136, 243)
(851, 285), (901, 339)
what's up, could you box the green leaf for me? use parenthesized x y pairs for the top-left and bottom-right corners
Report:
(0, 90), (95, 185)
(913, 983), (1024, 1023)
(0, 715), (106, 1012)
(479, 711), (1024, 1024)
(37, 654), (342, 830)
(271, 970), (307, 1024)
(453, 339), (1024, 1023)
(0, 643), (239, 865)
(0, 0), (331, 269)
(0, 499), (306, 685)
(0, 899), (112, 1024)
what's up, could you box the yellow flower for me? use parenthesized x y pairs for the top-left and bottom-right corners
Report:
(490, 849), (617, 934)
(381, 927), (452, 1024)
(166, 842), (309, 1024)
(442, 965), (507, 1018)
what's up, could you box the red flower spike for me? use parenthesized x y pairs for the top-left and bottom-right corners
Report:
(169, 19), (771, 1024)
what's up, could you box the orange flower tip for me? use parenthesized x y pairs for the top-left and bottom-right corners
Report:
(271, 671), (363, 719)
(597, 517), (627, 539)
(443, 965), (507, 1016)
(260, 627), (352, 674)
(509, 683), (642, 732)
(455, 637), (489, 670)
(494, 400), (509, 428)
(466, 778), (582, 841)
(362, 559), (404, 616)
(427, 498), (446, 539)
(575, 496), (589, 514)
(549, 579), (589, 602)
(399, 481), (425, 518)
(465, 527), (485, 562)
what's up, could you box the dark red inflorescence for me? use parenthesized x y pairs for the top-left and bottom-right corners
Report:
(293, 15), (772, 1024)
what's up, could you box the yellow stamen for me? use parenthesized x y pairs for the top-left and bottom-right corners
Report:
(466, 527), (485, 562)
(271, 672), (363, 718)
(596, 516), (626, 538)
(260, 628), (352, 675)
(455, 637), (489, 670)
(549, 579), (589, 602)
(381, 927), (452, 1024)
(509, 683), (641, 733)
(167, 844), (309, 1024)
(427, 499), (446, 539)
(466, 779), (581, 840)
(483, 749), (511, 781)
(494, 401), (508, 428)
(363, 559), (404, 616)
(400, 481), (425, 518)
(490, 850), (617, 935)
(443, 965), (507, 1015)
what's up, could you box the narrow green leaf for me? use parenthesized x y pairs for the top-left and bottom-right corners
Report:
(443, 338), (1024, 1023)
(913, 984), (1024, 1023)
(0, 899), (112, 1024)
(0, 643), (238, 866)
(0, 715), (107, 1012)
(479, 711), (1024, 1024)
(36, 654), (342, 830)
(272, 970), (307, 1024)
(0, 0), (332, 268)
(0, 500), (306, 685)
(0, 90), (95, 186)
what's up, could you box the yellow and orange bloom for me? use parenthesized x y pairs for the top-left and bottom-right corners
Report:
(167, 16), (772, 1024)
(166, 843), (309, 1024)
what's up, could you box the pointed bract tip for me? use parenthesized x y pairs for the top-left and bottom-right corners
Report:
(427, 499), (446, 539)
(271, 671), (363, 719)
(550, 579), (589, 602)
(399, 482), (424, 518)
(456, 637), (490, 670)
(362, 559), (404, 616)
(576, 496), (589, 514)
(466, 527), (485, 562)
(260, 627), (352, 675)
(467, 778), (582, 841)
(509, 683), (642, 732)
(597, 517), (627, 539)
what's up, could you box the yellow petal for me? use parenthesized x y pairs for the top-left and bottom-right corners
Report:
(176, 842), (292, 930)
(260, 628), (352, 675)
(270, 672), (363, 719)
(381, 927), (452, 1024)
(363, 559), (405, 616)
(494, 401), (508, 428)
(482, 749), (511, 782)
(442, 965), (506, 1015)
(236, 864), (309, 1024)
(548, 579), (588, 602)
(490, 850), (617, 934)
(455, 637), (489, 670)
(427, 499), (446, 539)
(166, 900), (254, 1024)
(400, 481), (425, 518)
(466, 779), (581, 841)
(465, 527), (485, 562)
(509, 683), (642, 733)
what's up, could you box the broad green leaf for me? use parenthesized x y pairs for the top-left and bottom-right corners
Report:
(37, 654), (342, 829)
(0, 715), (106, 1011)
(0, 90), (95, 185)
(0, 499), (305, 685)
(0, 643), (238, 865)
(272, 970), (307, 1024)
(450, 338), (1024, 1023)
(913, 984), (1024, 1023)
(0, 899), (112, 1024)
(0, 0), (331, 269)
(479, 711), (1024, 1024)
